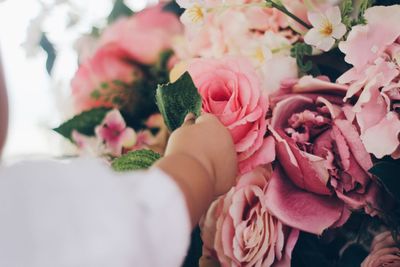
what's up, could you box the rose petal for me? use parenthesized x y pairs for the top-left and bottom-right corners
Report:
(265, 167), (344, 235)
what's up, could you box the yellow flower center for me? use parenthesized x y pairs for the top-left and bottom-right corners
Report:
(254, 47), (265, 63)
(187, 5), (204, 23)
(320, 21), (333, 37)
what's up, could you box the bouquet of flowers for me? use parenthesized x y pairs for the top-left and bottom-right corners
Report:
(51, 0), (400, 266)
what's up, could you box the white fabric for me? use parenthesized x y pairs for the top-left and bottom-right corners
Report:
(0, 158), (191, 267)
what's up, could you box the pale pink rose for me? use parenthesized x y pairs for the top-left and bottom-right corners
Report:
(99, 4), (182, 65)
(201, 167), (299, 267)
(362, 231), (400, 267)
(71, 44), (140, 112)
(187, 57), (275, 174)
(337, 5), (400, 159)
(266, 77), (379, 234)
(95, 109), (137, 157)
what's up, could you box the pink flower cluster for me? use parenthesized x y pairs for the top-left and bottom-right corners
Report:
(338, 5), (400, 159)
(71, 4), (182, 112)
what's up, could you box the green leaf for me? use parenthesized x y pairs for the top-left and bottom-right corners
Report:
(112, 150), (161, 172)
(369, 162), (400, 201)
(340, 0), (353, 28)
(107, 0), (134, 24)
(290, 43), (313, 75)
(53, 107), (111, 141)
(40, 33), (56, 75)
(156, 72), (202, 132)
(162, 1), (185, 16)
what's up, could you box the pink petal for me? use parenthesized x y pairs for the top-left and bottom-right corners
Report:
(334, 119), (373, 171)
(238, 136), (276, 175)
(361, 112), (400, 159)
(265, 167), (344, 235)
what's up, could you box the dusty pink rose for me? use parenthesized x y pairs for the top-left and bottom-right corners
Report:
(338, 5), (400, 159)
(95, 109), (136, 156)
(266, 76), (378, 234)
(187, 57), (275, 174)
(201, 167), (299, 267)
(71, 44), (140, 112)
(99, 4), (182, 65)
(362, 231), (400, 267)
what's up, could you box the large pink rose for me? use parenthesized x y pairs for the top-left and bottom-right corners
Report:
(362, 231), (400, 267)
(338, 5), (400, 159)
(187, 57), (275, 174)
(99, 4), (182, 65)
(265, 76), (379, 235)
(201, 167), (299, 267)
(71, 44), (140, 112)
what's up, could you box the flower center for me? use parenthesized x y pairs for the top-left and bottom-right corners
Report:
(253, 47), (265, 63)
(320, 21), (333, 37)
(187, 5), (204, 23)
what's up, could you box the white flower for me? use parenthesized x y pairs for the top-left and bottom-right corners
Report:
(304, 6), (346, 52)
(180, 3), (207, 25)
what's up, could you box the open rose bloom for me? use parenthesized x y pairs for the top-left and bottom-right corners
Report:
(201, 167), (299, 267)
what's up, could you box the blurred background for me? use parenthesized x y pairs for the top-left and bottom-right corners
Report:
(0, 0), (158, 160)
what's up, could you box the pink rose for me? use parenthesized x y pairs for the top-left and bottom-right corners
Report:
(99, 4), (182, 65)
(71, 44), (140, 112)
(265, 76), (378, 235)
(338, 5), (400, 159)
(201, 167), (299, 267)
(362, 231), (400, 267)
(187, 57), (275, 174)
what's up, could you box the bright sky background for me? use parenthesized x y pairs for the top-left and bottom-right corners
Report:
(0, 0), (155, 160)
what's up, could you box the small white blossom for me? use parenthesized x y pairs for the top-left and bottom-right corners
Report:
(304, 6), (346, 52)
(180, 3), (207, 25)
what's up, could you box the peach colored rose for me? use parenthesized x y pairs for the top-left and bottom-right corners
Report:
(362, 231), (400, 267)
(201, 167), (299, 267)
(99, 4), (182, 65)
(187, 57), (275, 174)
(71, 44), (140, 112)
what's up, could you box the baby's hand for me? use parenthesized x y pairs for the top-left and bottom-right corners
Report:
(166, 113), (237, 196)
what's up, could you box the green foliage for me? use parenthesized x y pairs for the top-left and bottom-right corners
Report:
(369, 161), (400, 201)
(156, 72), (202, 132)
(111, 150), (161, 172)
(53, 107), (111, 141)
(340, 0), (354, 28)
(40, 33), (56, 75)
(290, 43), (313, 75)
(107, 0), (134, 24)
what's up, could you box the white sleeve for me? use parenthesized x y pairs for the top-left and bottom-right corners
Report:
(0, 158), (191, 267)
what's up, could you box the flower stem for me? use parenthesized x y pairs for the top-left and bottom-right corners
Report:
(265, 0), (312, 29)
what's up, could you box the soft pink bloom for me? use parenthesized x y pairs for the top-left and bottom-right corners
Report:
(95, 109), (137, 157)
(339, 5), (400, 70)
(201, 167), (299, 267)
(187, 57), (275, 174)
(99, 4), (182, 65)
(266, 77), (378, 234)
(362, 231), (400, 267)
(71, 44), (139, 112)
(338, 5), (400, 159)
